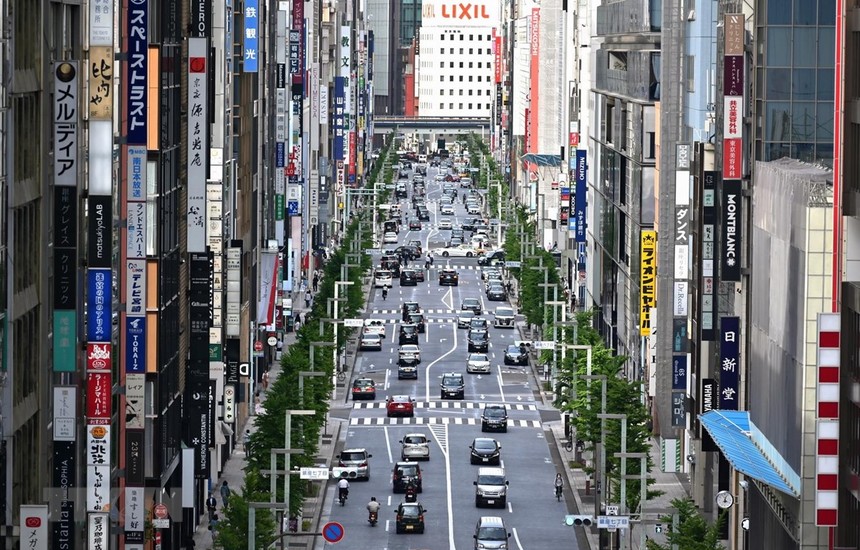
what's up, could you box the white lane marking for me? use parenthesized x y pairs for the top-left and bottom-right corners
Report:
(385, 519), (390, 532)
(385, 369), (390, 391)
(441, 287), (454, 310)
(512, 527), (525, 550)
(384, 426), (393, 464)
(425, 323), (458, 403)
(429, 423), (456, 550)
(497, 365), (506, 402)
(387, 495), (392, 506)
(507, 501), (513, 514)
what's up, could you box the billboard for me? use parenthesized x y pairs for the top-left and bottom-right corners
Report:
(420, 0), (500, 27)
(574, 150), (587, 242)
(86, 269), (112, 343)
(126, 0), (148, 145)
(720, 179), (742, 281)
(53, 62), (79, 187)
(333, 77), (346, 161)
(718, 316), (740, 410)
(243, 0), (259, 72)
(639, 231), (656, 336)
(187, 38), (208, 252)
(20, 506), (48, 550)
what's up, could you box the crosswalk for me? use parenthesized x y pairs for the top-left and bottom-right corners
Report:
(370, 308), (456, 315)
(349, 417), (541, 427)
(353, 401), (537, 411)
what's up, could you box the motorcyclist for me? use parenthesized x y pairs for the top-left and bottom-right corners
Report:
(367, 497), (381, 521)
(382, 285), (389, 300)
(404, 478), (418, 502)
(554, 473), (564, 497)
(337, 478), (350, 503)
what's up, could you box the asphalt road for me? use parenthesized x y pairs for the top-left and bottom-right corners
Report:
(320, 164), (576, 549)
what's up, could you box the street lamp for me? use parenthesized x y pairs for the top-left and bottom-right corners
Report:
(282, 409), (317, 529)
(582, 374), (608, 521)
(615, 451), (648, 550)
(489, 179), (502, 243)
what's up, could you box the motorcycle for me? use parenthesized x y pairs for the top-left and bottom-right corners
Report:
(338, 488), (349, 506)
(404, 481), (418, 503)
(368, 510), (378, 526)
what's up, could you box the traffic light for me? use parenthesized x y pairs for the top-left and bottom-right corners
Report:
(564, 515), (594, 527)
(330, 467), (359, 479)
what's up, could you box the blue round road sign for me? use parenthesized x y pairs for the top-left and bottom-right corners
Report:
(322, 521), (345, 543)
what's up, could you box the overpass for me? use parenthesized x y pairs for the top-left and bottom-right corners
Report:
(372, 116), (492, 135)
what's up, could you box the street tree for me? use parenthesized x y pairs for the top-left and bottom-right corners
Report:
(645, 498), (726, 550)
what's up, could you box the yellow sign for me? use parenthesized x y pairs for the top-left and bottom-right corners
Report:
(89, 46), (113, 120)
(640, 230), (657, 336)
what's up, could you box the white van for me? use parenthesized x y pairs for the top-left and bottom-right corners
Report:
(374, 270), (393, 288)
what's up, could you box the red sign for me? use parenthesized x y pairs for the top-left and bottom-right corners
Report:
(723, 138), (742, 179)
(87, 343), (112, 372)
(569, 132), (580, 148)
(349, 131), (357, 177)
(493, 32), (502, 84)
(86, 372), (111, 422)
(254, 341), (264, 352)
(154, 503), (169, 519)
(24, 517), (41, 528)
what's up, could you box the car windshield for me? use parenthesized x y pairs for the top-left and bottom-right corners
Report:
(403, 436), (426, 445)
(464, 299), (478, 306)
(398, 465), (419, 476)
(400, 505), (421, 517)
(341, 451), (366, 461)
(354, 379), (374, 387)
(474, 440), (497, 451)
(409, 314), (423, 322)
(497, 308), (513, 316)
(470, 332), (487, 342)
(442, 376), (462, 385)
(506, 345), (523, 353)
(470, 354), (489, 362)
(477, 527), (507, 540)
(484, 407), (505, 417)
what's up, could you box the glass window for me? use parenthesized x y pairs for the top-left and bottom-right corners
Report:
(794, 0), (816, 24)
(459, 103), (463, 109)
(818, 28), (835, 68)
(816, 102), (834, 140)
(449, 103), (454, 109)
(766, 28), (792, 66)
(469, 75), (473, 82)
(819, 0), (836, 24)
(469, 62), (474, 68)
(818, 69), (834, 97)
(469, 34), (473, 40)
(469, 103), (473, 109)
(440, 90), (445, 96)
(791, 102), (816, 140)
(765, 101), (792, 141)
(764, 142), (791, 161)
(792, 69), (816, 100)
(767, 0), (792, 24)
(792, 143), (815, 161)
(766, 68), (791, 100)
(793, 28), (817, 67)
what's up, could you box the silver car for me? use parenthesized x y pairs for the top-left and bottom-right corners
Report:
(493, 307), (515, 328)
(398, 344), (421, 363)
(337, 448), (372, 480)
(457, 310), (476, 329)
(467, 353), (491, 374)
(400, 433), (431, 460)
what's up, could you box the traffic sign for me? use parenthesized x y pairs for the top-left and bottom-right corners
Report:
(267, 336), (278, 347)
(254, 341), (264, 352)
(505, 261), (522, 268)
(606, 505), (620, 515)
(344, 318), (365, 328)
(154, 504), (168, 519)
(365, 248), (382, 255)
(322, 521), (345, 543)
(597, 515), (630, 529)
(533, 340), (556, 350)
(299, 467), (330, 480)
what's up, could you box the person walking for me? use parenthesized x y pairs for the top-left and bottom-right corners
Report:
(220, 480), (231, 507)
(206, 493), (217, 520)
(243, 429), (252, 453)
(261, 369), (270, 391)
(312, 272), (319, 293)
(304, 292), (312, 309)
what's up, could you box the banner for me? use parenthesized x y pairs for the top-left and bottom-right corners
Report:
(718, 316), (740, 410)
(243, 0), (259, 72)
(126, 0), (148, 145)
(720, 179), (742, 281)
(574, 150), (587, 241)
(53, 62), (79, 187)
(187, 38), (209, 252)
(640, 231), (656, 336)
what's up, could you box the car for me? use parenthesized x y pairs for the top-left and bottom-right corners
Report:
(461, 298), (482, 315)
(395, 185), (408, 198)
(474, 516), (511, 545)
(374, 269), (393, 288)
(407, 312), (426, 333)
(387, 395), (416, 417)
(337, 448), (372, 480)
(474, 222), (490, 235)
(457, 310), (476, 328)
(466, 353), (491, 374)
(485, 276), (504, 291)
(383, 231), (399, 244)
(469, 318), (489, 332)
(396, 245), (422, 260)
(438, 244), (478, 257)
(381, 256), (402, 277)
(474, 468), (509, 508)
(397, 357), (420, 379)
(400, 434), (431, 460)
(393, 461), (423, 492)
(417, 209), (430, 221)
(467, 204), (481, 215)
(400, 269), (418, 286)
(440, 203), (455, 215)
(359, 333), (383, 351)
(413, 269), (425, 282)
(440, 372), (465, 399)
(461, 219), (476, 231)
(399, 323), (419, 345)
(478, 250), (506, 266)
(503, 344), (529, 366)
(399, 344), (421, 363)
(481, 404), (509, 432)
(408, 240), (424, 255)
(439, 268), (460, 286)
(448, 236), (465, 246)
(481, 267), (502, 281)
(471, 235), (491, 248)
(351, 378), (377, 400)
(438, 218), (453, 230)
(402, 301), (421, 321)
(394, 502), (427, 534)
(493, 307), (515, 328)
(486, 284), (507, 301)
(469, 438), (502, 465)
(451, 229), (466, 241)
(408, 219), (422, 230)
(468, 330), (489, 352)
(363, 319), (387, 339)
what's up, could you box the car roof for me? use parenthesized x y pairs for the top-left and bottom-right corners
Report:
(484, 403), (506, 409)
(342, 447), (368, 453)
(496, 307), (513, 313)
(403, 433), (427, 439)
(477, 516), (505, 527)
(469, 353), (489, 359)
(463, 298), (479, 303)
(400, 344), (419, 350)
(391, 395), (412, 401)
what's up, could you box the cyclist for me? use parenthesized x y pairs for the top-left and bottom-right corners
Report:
(337, 478), (350, 503)
(554, 473), (564, 499)
(382, 285), (389, 300)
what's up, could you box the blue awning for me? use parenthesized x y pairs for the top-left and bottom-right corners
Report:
(521, 153), (562, 167)
(699, 410), (801, 498)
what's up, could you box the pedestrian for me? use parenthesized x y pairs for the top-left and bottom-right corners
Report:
(209, 512), (219, 535)
(305, 292), (312, 309)
(261, 369), (270, 391)
(312, 272), (319, 293)
(206, 493), (217, 519)
(219, 480), (231, 507)
(184, 535), (196, 549)
(295, 315), (302, 333)
(243, 429), (251, 453)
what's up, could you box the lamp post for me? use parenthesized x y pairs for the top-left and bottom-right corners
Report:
(489, 179), (502, 243)
(599, 413), (628, 550)
(333, 281), (354, 379)
(282, 409), (316, 532)
(582, 374), (608, 523)
(298, 371), (327, 407)
(309, 341), (337, 373)
(615, 451), (648, 550)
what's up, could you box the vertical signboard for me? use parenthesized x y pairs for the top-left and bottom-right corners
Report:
(640, 231), (656, 336)
(187, 38), (208, 252)
(528, 8), (540, 152)
(53, 62), (79, 187)
(814, 313), (840, 526)
(701, 171), (718, 340)
(333, 77), (346, 162)
(187, 252), (212, 478)
(720, 178), (742, 282)
(52, 388), (76, 550)
(718, 316), (740, 410)
(243, 0), (259, 72)
(700, 378), (718, 451)
(20, 506), (48, 550)
(574, 150), (587, 241)
(126, 0), (148, 145)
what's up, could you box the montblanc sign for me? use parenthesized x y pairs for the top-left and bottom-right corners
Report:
(721, 179), (741, 282)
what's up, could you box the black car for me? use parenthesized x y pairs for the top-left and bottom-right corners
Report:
(478, 250), (506, 266)
(417, 209), (430, 221)
(396, 245), (422, 260)
(470, 438), (502, 465)
(461, 298), (482, 315)
(440, 373), (465, 399)
(481, 404), (509, 432)
(439, 269), (459, 286)
(408, 240), (424, 255)
(381, 256), (402, 277)
(503, 344), (529, 366)
(461, 219), (476, 231)
(408, 219), (422, 230)
(486, 284), (507, 301)
(397, 357), (420, 379)
(393, 461), (423, 492)
(400, 270), (418, 286)
(394, 502), (427, 534)
(399, 324), (419, 345)
(451, 229), (466, 241)
(407, 312), (426, 333)
(468, 330), (489, 352)
(402, 302), (421, 321)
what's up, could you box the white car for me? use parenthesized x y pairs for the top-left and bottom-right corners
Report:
(435, 173), (445, 181)
(471, 235), (490, 248)
(383, 231), (399, 244)
(438, 244), (479, 258)
(364, 319), (387, 339)
(374, 270), (393, 288)
(400, 433), (431, 460)
(398, 344), (421, 363)
(440, 204), (455, 215)
(438, 218), (453, 230)
(467, 353), (492, 374)
(467, 204), (481, 215)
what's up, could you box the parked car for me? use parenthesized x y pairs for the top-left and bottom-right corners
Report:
(466, 353), (491, 374)
(493, 307), (515, 328)
(440, 372), (465, 399)
(461, 298), (482, 315)
(386, 395), (416, 417)
(503, 344), (529, 366)
(337, 448), (372, 480)
(439, 268), (460, 286)
(469, 438), (502, 465)
(359, 333), (383, 351)
(400, 434), (431, 460)
(351, 378), (377, 400)
(481, 404), (509, 433)
(394, 502), (427, 534)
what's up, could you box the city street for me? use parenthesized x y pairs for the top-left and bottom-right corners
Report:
(320, 165), (576, 549)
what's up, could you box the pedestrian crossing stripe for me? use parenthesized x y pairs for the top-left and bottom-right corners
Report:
(348, 417), (541, 428)
(353, 402), (537, 411)
(365, 317), (458, 324)
(371, 309), (458, 315)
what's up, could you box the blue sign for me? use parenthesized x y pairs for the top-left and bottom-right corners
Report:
(333, 77), (345, 161)
(574, 149), (587, 242)
(127, 0), (148, 145)
(322, 522), (345, 543)
(87, 269), (113, 343)
(672, 355), (687, 390)
(287, 200), (299, 216)
(718, 316), (740, 410)
(243, 0), (259, 72)
(126, 317), (146, 373)
(276, 142), (285, 168)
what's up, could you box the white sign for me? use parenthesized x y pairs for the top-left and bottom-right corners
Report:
(53, 387), (77, 441)
(187, 38), (209, 252)
(87, 425), (111, 466)
(344, 318), (365, 327)
(152, 518), (170, 529)
(597, 515), (630, 529)
(420, 0), (501, 27)
(300, 467), (331, 480)
(53, 62), (79, 188)
(125, 487), (145, 532)
(533, 340), (556, 350)
(20, 505), (48, 550)
(267, 336), (278, 346)
(224, 385), (236, 423)
(673, 281), (689, 316)
(365, 249), (382, 255)
(87, 465), (111, 511)
(125, 373), (146, 430)
(87, 512), (109, 550)
(505, 261), (522, 268)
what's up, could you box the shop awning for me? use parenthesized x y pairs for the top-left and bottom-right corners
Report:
(521, 153), (562, 167)
(699, 410), (801, 498)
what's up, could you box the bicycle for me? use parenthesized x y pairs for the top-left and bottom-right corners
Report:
(555, 484), (563, 502)
(565, 438), (574, 453)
